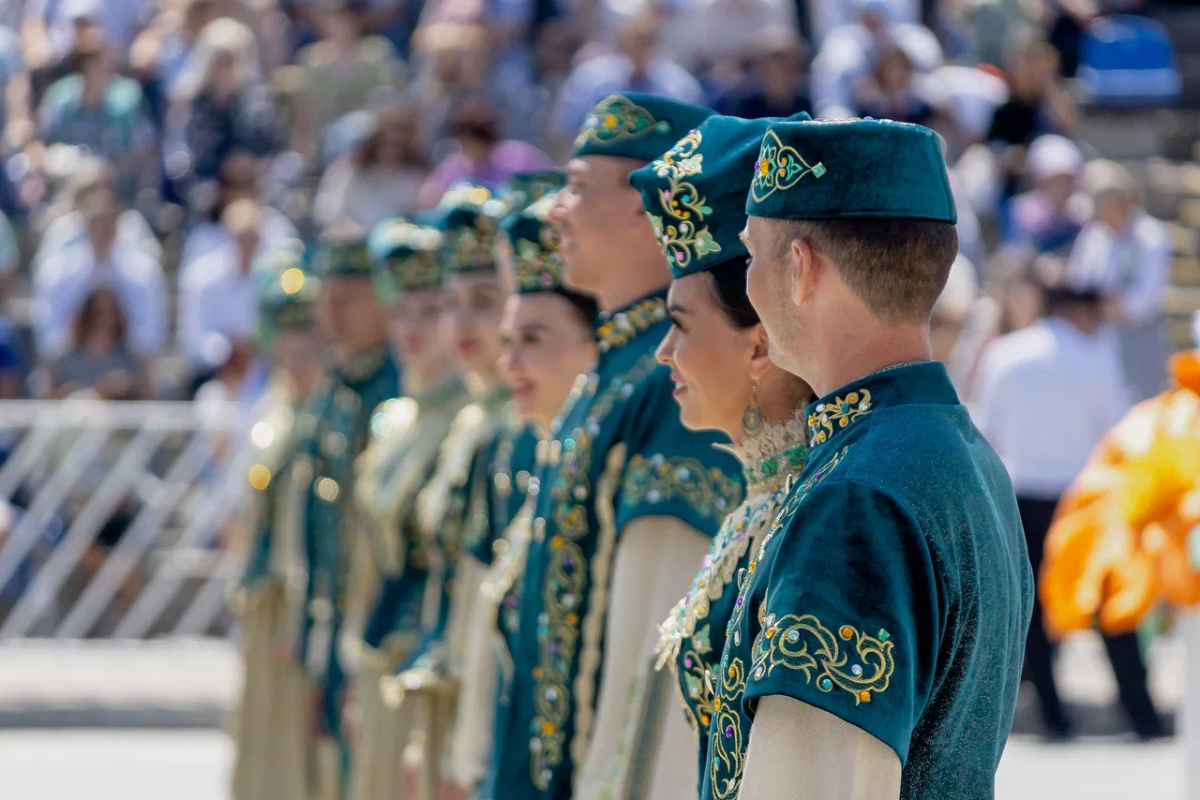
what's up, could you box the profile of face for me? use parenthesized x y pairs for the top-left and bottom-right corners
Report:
(320, 276), (386, 352)
(275, 328), (322, 385)
(388, 288), (447, 377)
(443, 273), (508, 376)
(656, 273), (765, 435)
(744, 216), (808, 377)
(499, 293), (597, 428)
(552, 156), (645, 295)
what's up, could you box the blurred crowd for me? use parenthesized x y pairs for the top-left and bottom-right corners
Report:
(0, 0), (1171, 415)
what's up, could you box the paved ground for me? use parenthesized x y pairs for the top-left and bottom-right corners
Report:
(0, 633), (1187, 798)
(0, 729), (1180, 799)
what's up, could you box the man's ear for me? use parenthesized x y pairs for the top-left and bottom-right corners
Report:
(789, 237), (819, 308)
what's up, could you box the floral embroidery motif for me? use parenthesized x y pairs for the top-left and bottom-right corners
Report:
(596, 296), (668, 354)
(574, 94), (671, 150)
(752, 604), (895, 705)
(709, 657), (748, 799)
(530, 356), (659, 789)
(622, 454), (743, 521)
(750, 129), (826, 203)
(646, 129), (721, 272)
(808, 390), (873, 445)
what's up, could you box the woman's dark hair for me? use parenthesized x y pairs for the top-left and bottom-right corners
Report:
(73, 288), (128, 348)
(706, 257), (760, 329)
(447, 96), (501, 146)
(556, 289), (599, 331)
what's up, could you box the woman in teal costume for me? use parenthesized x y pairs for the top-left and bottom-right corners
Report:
(627, 112), (814, 798)
(444, 183), (601, 798)
(231, 250), (325, 800)
(346, 217), (471, 800)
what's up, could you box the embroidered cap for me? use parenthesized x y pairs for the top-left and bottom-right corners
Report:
(572, 92), (715, 162)
(258, 247), (320, 331)
(368, 217), (443, 302)
(498, 170), (566, 214)
(312, 224), (373, 279)
(746, 118), (956, 224)
(431, 183), (510, 276)
(629, 112), (812, 279)
(498, 171), (571, 294)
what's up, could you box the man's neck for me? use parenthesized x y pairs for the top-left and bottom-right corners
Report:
(339, 336), (386, 363)
(807, 325), (930, 399)
(594, 255), (672, 313)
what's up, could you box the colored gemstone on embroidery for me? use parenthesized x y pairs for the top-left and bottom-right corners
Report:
(754, 666), (764, 679)
(820, 678), (833, 691)
(733, 631), (741, 645)
(878, 629), (890, 641)
(859, 691), (872, 703)
(724, 726), (734, 738)
(840, 625), (854, 640)
(648, 489), (661, 502)
(547, 688), (558, 701)
(787, 630), (800, 642)
(851, 664), (863, 676)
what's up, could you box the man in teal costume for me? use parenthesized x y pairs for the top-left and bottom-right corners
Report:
(716, 119), (1033, 799)
(297, 230), (401, 799)
(484, 94), (745, 800)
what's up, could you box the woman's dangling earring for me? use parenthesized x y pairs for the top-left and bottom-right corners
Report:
(742, 381), (764, 437)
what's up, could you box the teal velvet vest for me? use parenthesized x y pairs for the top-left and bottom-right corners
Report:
(704, 361), (1033, 800)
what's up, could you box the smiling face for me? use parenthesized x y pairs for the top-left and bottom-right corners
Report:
(388, 287), (447, 378)
(443, 272), (508, 377)
(656, 272), (761, 436)
(499, 293), (597, 429)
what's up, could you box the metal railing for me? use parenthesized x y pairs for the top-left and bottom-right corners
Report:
(0, 400), (245, 640)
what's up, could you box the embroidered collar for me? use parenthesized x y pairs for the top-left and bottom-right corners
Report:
(725, 407), (809, 493)
(595, 289), (669, 354)
(805, 360), (958, 447)
(338, 343), (391, 384)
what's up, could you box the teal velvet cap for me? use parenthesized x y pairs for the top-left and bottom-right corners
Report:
(503, 192), (569, 294)
(745, 119), (957, 224)
(259, 255), (320, 331)
(432, 183), (509, 276)
(312, 237), (372, 279)
(629, 112), (812, 279)
(572, 93), (715, 162)
(499, 170), (566, 214)
(368, 217), (443, 302)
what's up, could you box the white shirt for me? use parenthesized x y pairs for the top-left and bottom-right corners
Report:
(972, 317), (1132, 498)
(178, 244), (259, 371)
(33, 241), (167, 360)
(179, 209), (298, 278)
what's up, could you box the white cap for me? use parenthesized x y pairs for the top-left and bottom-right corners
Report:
(1026, 135), (1084, 182)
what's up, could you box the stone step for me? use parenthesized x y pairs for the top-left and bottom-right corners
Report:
(1164, 285), (1200, 316)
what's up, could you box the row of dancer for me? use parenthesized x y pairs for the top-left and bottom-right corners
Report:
(229, 93), (1032, 800)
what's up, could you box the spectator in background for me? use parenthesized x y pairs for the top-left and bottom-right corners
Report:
(550, 15), (705, 145)
(45, 286), (152, 400)
(417, 95), (551, 207)
(988, 40), (1078, 198)
(313, 104), (428, 230)
(166, 18), (282, 190)
(37, 34), (156, 196)
(179, 150), (299, 269)
(0, 210), (25, 399)
(852, 46), (934, 124)
(1005, 134), (1086, 254)
(24, 0), (156, 69)
(715, 27), (812, 120)
(973, 264), (1165, 742)
(293, 0), (404, 158)
(128, 0), (224, 125)
(34, 158), (162, 273)
(809, 0), (942, 119)
(33, 182), (168, 361)
(179, 199), (264, 388)
(1068, 159), (1171, 401)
